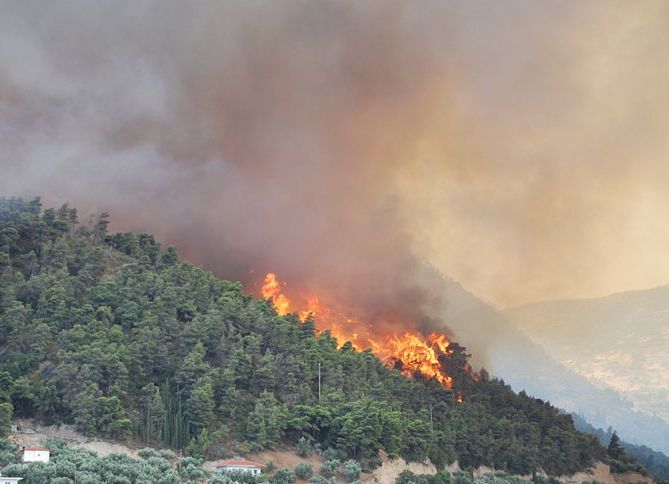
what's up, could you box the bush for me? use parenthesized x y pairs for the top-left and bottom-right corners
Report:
(0, 437), (18, 467)
(177, 456), (208, 480)
(210, 470), (258, 483)
(396, 470), (453, 484)
(273, 468), (296, 484)
(320, 459), (340, 478)
(158, 449), (177, 460)
(430, 471), (452, 484)
(322, 448), (342, 461)
(138, 447), (160, 460)
(309, 476), (329, 484)
(297, 436), (313, 457)
(343, 460), (361, 482)
(397, 470), (423, 484)
(453, 472), (475, 484)
(475, 473), (526, 484)
(209, 474), (236, 484)
(295, 463), (314, 480)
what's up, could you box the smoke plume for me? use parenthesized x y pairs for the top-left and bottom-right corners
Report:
(2, 0), (669, 325)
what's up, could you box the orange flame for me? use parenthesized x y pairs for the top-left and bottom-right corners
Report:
(261, 273), (291, 316)
(259, 272), (455, 389)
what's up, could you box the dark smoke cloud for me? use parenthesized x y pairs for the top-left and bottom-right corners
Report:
(2, 0), (669, 323)
(0, 0), (456, 331)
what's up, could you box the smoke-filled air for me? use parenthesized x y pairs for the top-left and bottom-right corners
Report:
(3, 1), (669, 328)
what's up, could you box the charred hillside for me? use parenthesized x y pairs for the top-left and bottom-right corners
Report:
(0, 197), (620, 475)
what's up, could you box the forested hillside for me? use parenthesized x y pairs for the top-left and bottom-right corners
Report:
(572, 414), (669, 482)
(505, 290), (669, 429)
(0, 197), (613, 476)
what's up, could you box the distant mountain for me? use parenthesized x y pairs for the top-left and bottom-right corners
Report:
(424, 272), (669, 454)
(504, 287), (669, 426)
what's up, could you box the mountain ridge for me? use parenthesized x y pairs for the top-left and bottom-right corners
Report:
(427, 273), (669, 454)
(504, 285), (669, 430)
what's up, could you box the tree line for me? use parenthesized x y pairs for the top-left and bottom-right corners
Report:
(0, 197), (626, 477)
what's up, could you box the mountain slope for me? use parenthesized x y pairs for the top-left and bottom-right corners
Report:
(0, 197), (606, 476)
(420, 272), (669, 455)
(571, 413), (669, 482)
(505, 288), (669, 426)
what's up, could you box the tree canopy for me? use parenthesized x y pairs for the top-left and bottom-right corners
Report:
(0, 197), (613, 476)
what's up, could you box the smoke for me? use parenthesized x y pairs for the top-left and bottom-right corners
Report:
(2, 0), (669, 326)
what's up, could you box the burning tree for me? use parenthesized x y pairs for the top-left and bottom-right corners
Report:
(258, 272), (475, 394)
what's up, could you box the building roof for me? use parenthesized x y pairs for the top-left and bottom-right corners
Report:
(215, 459), (266, 469)
(18, 447), (49, 452)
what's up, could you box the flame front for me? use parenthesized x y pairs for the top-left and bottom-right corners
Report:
(261, 273), (291, 316)
(260, 272), (455, 389)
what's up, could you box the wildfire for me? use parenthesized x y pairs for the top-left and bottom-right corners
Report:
(259, 272), (456, 389)
(261, 273), (291, 316)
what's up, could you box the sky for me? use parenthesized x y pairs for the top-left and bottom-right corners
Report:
(2, 0), (669, 309)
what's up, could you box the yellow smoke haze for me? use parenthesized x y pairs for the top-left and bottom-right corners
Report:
(2, 0), (669, 309)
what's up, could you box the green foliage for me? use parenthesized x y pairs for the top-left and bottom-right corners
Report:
(452, 471), (473, 484)
(320, 459), (340, 478)
(572, 413), (668, 481)
(209, 470), (258, 483)
(177, 456), (208, 480)
(295, 462), (314, 479)
(400, 472), (524, 484)
(397, 470), (425, 484)
(0, 198), (619, 475)
(0, 437), (17, 467)
(321, 448), (342, 462)
(608, 432), (625, 460)
(0, 402), (12, 436)
(605, 432), (646, 474)
(342, 459), (362, 482)
(297, 436), (313, 457)
(0, 436), (198, 483)
(431, 471), (453, 484)
(272, 468), (296, 484)
(246, 391), (288, 450)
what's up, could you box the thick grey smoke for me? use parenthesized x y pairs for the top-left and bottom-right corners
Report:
(2, 0), (669, 319)
(0, 0), (459, 331)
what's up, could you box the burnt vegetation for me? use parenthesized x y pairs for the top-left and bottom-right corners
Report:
(0, 197), (634, 476)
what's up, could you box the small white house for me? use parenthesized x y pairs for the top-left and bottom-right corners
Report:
(0, 474), (23, 484)
(19, 447), (50, 463)
(215, 459), (265, 476)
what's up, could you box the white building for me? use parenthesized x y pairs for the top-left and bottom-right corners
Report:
(215, 459), (266, 476)
(19, 447), (50, 463)
(0, 474), (23, 484)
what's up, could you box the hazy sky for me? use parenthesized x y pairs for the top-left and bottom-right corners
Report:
(2, 0), (669, 308)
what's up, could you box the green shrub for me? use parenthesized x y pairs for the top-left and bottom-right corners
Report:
(343, 460), (362, 482)
(273, 468), (296, 484)
(138, 447), (160, 460)
(297, 437), (313, 457)
(322, 448), (342, 461)
(295, 463), (314, 480)
(158, 449), (177, 460)
(320, 460), (340, 478)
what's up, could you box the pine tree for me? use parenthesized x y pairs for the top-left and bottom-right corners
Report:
(608, 431), (625, 461)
